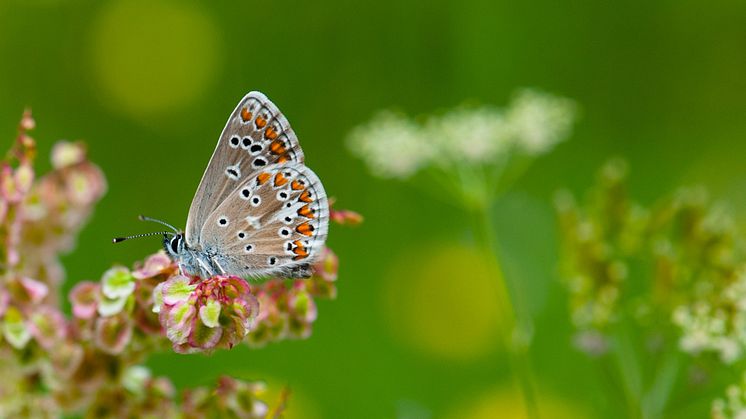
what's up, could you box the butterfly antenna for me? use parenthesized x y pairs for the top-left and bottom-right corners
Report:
(138, 215), (179, 233)
(112, 230), (172, 244)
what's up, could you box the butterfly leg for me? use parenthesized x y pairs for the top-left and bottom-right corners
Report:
(210, 256), (227, 275)
(196, 257), (215, 279)
(287, 263), (312, 279)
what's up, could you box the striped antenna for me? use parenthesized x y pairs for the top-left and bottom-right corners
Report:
(112, 230), (171, 243)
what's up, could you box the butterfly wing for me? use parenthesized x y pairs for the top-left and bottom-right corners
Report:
(185, 92), (305, 248)
(198, 163), (329, 278)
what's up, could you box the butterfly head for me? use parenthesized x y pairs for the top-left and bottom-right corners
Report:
(164, 232), (185, 258)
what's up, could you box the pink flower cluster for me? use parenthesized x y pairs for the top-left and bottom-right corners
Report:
(0, 111), (352, 416)
(155, 274), (259, 353)
(148, 245), (339, 352)
(249, 248), (339, 346)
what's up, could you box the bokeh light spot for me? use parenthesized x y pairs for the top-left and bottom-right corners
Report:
(384, 243), (506, 361)
(90, 0), (220, 118)
(444, 387), (590, 419)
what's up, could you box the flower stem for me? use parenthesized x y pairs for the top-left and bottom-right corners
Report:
(471, 201), (540, 419)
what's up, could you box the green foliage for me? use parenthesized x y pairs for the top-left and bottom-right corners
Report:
(557, 159), (746, 417)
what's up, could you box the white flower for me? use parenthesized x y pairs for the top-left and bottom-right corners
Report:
(347, 88), (577, 181)
(425, 107), (512, 166)
(673, 271), (746, 364)
(506, 89), (577, 155)
(713, 373), (746, 419)
(347, 112), (434, 179)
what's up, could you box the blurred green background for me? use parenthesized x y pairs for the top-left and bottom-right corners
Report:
(1, 0), (746, 417)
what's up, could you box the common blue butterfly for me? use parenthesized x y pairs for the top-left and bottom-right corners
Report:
(116, 92), (329, 279)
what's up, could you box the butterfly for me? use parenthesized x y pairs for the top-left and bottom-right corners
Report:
(116, 92), (329, 279)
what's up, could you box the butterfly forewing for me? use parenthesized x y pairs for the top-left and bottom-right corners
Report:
(198, 163), (329, 278)
(185, 92), (305, 247)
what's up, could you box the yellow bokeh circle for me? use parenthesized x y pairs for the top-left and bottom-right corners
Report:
(90, 0), (220, 118)
(384, 243), (508, 361)
(443, 387), (591, 419)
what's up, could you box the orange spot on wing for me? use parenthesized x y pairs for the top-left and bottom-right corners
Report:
(299, 190), (313, 203)
(277, 155), (289, 164)
(296, 222), (314, 236)
(256, 172), (270, 185)
(269, 140), (287, 155)
(264, 127), (279, 140)
(274, 172), (289, 187)
(292, 240), (309, 258)
(297, 204), (315, 219)
(241, 108), (252, 122)
(255, 116), (267, 129)
(291, 180), (304, 190)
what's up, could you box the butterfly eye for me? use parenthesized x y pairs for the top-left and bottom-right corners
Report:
(251, 196), (261, 207)
(170, 236), (181, 253)
(240, 188), (251, 200)
(229, 136), (240, 148)
(218, 217), (229, 227)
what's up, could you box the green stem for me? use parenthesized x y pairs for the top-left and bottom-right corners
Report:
(609, 328), (643, 418)
(641, 346), (681, 419)
(472, 202), (540, 419)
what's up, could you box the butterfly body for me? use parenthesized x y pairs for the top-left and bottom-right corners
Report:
(163, 233), (214, 277)
(163, 92), (329, 279)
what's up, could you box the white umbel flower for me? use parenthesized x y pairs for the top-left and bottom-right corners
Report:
(673, 270), (746, 364)
(713, 373), (746, 419)
(347, 89), (576, 181)
(425, 107), (512, 166)
(347, 112), (434, 179)
(506, 89), (577, 155)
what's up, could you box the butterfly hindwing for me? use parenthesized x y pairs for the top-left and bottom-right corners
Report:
(185, 92), (305, 247)
(198, 163), (329, 279)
